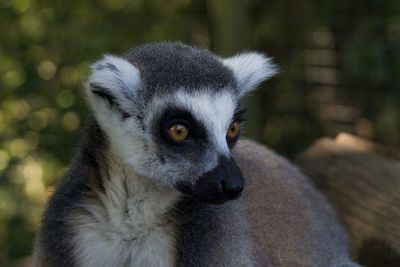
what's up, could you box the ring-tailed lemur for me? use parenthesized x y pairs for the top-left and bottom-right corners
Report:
(33, 42), (360, 266)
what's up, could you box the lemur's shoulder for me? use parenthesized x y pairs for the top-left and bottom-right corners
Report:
(233, 139), (355, 266)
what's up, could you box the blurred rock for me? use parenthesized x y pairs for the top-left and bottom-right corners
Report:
(297, 133), (400, 267)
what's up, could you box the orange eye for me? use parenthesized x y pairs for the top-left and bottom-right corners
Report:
(227, 122), (241, 139)
(168, 124), (189, 142)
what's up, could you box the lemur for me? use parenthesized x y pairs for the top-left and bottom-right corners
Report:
(33, 42), (360, 266)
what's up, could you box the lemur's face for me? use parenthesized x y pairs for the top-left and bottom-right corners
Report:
(86, 43), (276, 204)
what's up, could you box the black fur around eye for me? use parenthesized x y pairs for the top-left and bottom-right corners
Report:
(226, 107), (246, 147)
(226, 122), (241, 147)
(159, 108), (207, 145)
(233, 106), (246, 124)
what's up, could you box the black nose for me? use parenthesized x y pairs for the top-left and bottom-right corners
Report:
(221, 179), (243, 199)
(175, 155), (245, 204)
(219, 157), (244, 200)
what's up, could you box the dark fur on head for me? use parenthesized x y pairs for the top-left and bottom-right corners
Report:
(124, 42), (238, 102)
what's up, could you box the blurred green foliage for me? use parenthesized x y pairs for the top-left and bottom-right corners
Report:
(0, 0), (399, 263)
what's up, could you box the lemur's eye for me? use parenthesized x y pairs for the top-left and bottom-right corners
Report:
(168, 124), (189, 142)
(227, 122), (241, 140)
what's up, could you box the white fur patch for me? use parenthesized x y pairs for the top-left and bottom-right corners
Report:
(87, 55), (141, 95)
(84, 56), (151, 190)
(85, 55), (142, 121)
(72, 149), (179, 267)
(222, 52), (277, 95)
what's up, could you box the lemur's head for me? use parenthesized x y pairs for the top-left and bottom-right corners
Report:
(85, 42), (276, 204)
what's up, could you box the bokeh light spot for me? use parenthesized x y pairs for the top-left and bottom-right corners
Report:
(42, 108), (57, 125)
(28, 111), (48, 131)
(61, 112), (80, 131)
(8, 138), (29, 158)
(22, 158), (45, 201)
(37, 61), (57, 80)
(11, 0), (30, 13)
(59, 66), (82, 86)
(20, 14), (45, 40)
(12, 100), (31, 120)
(56, 90), (75, 108)
(2, 70), (26, 89)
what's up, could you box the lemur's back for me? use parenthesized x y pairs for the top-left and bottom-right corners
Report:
(233, 140), (356, 266)
(174, 139), (357, 267)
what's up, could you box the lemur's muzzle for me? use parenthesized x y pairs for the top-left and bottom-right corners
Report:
(176, 156), (244, 205)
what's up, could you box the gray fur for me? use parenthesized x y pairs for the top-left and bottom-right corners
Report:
(233, 140), (359, 266)
(123, 42), (238, 102)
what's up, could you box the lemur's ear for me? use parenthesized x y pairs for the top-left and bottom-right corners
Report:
(85, 55), (141, 119)
(222, 52), (277, 96)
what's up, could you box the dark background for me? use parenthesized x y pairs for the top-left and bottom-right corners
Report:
(1, 0), (399, 263)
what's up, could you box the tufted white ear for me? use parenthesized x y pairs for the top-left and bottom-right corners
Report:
(222, 52), (277, 96)
(85, 55), (141, 119)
